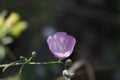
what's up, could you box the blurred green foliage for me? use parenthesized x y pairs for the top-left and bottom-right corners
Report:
(3, 75), (20, 80)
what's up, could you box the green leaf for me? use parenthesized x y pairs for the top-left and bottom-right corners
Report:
(0, 45), (6, 61)
(1, 36), (13, 45)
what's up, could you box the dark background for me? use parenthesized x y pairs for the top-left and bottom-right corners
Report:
(0, 0), (120, 80)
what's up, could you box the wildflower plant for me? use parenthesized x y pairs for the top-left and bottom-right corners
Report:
(0, 11), (76, 80)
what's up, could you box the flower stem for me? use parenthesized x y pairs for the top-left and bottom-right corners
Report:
(18, 63), (25, 76)
(0, 60), (63, 68)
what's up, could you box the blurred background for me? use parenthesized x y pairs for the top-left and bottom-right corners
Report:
(0, 0), (120, 80)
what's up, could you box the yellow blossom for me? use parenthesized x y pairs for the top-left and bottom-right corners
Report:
(2, 12), (20, 32)
(10, 21), (28, 37)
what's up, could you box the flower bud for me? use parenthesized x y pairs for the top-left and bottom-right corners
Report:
(19, 56), (27, 61)
(62, 69), (74, 79)
(65, 59), (72, 68)
(32, 51), (36, 57)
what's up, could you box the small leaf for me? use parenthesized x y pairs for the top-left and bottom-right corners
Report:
(1, 36), (13, 45)
(0, 10), (7, 30)
(0, 45), (6, 61)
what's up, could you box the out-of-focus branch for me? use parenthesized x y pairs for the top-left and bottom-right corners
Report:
(55, 60), (120, 80)
(85, 63), (95, 80)
(55, 60), (95, 80)
(55, 60), (86, 80)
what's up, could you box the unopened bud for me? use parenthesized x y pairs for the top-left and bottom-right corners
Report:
(63, 69), (68, 76)
(65, 59), (72, 67)
(32, 51), (36, 57)
(19, 56), (24, 59)
(19, 56), (27, 61)
(62, 69), (74, 79)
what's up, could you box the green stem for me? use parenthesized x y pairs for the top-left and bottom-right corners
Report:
(0, 60), (63, 68)
(18, 63), (25, 76)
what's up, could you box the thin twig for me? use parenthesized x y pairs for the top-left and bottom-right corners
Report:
(85, 63), (95, 80)
(0, 61), (63, 68)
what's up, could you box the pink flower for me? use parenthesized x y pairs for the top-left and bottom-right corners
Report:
(47, 32), (76, 59)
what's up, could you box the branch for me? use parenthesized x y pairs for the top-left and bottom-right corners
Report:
(0, 60), (63, 68)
